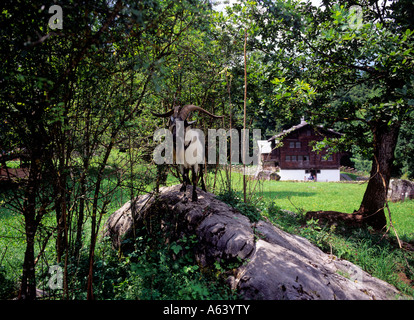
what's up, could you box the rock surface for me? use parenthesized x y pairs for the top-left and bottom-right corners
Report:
(254, 170), (281, 181)
(388, 179), (414, 202)
(104, 184), (403, 300)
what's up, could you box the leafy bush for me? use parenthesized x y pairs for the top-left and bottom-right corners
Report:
(112, 233), (237, 300)
(37, 230), (236, 300)
(0, 266), (15, 299)
(216, 189), (261, 222)
(351, 157), (372, 174)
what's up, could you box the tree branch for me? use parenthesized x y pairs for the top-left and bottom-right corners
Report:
(50, 0), (124, 97)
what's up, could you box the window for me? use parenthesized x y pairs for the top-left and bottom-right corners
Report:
(306, 130), (311, 136)
(286, 155), (291, 162)
(289, 142), (295, 148)
(295, 142), (301, 148)
(291, 155), (297, 161)
(328, 155), (333, 161)
(303, 155), (309, 161)
(298, 155), (303, 161)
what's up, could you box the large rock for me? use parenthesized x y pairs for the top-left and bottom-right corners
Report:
(388, 179), (414, 202)
(254, 170), (280, 181)
(104, 185), (403, 300)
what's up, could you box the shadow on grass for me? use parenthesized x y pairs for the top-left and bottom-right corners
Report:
(260, 191), (317, 200)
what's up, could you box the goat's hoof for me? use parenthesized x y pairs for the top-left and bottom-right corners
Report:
(182, 195), (188, 203)
(180, 186), (186, 192)
(192, 196), (198, 202)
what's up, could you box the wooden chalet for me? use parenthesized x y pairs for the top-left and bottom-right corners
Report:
(261, 119), (345, 181)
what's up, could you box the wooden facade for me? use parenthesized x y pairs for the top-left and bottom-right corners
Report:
(262, 120), (343, 174)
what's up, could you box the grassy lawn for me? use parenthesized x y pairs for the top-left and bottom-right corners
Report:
(217, 172), (413, 243)
(260, 180), (364, 213)
(262, 180), (414, 242)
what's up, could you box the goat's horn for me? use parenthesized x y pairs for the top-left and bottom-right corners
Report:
(151, 109), (174, 118)
(179, 104), (224, 120)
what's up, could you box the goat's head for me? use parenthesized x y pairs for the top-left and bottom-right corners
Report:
(152, 104), (223, 142)
(152, 104), (223, 123)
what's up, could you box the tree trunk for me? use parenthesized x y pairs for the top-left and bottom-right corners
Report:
(87, 137), (116, 300)
(357, 121), (401, 230)
(19, 153), (41, 300)
(74, 169), (87, 259)
(74, 112), (91, 260)
(20, 216), (37, 300)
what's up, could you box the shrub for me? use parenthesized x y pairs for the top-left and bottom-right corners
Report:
(112, 233), (236, 300)
(216, 190), (261, 222)
(0, 266), (15, 299)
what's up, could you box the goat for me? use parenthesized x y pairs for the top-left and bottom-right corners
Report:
(152, 104), (223, 201)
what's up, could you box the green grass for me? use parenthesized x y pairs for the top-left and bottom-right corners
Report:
(260, 180), (363, 213)
(3, 161), (21, 169)
(265, 181), (413, 242)
(387, 200), (414, 242)
(216, 172), (413, 242)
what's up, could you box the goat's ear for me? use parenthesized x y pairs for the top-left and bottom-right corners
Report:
(186, 120), (197, 125)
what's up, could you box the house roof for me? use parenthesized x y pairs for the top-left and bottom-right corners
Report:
(268, 119), (341, 142)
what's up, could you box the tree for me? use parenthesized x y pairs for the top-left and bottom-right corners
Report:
(234, 0), (413, 230)
(302, 0), (413, 230)
(1, 0), (212, 299)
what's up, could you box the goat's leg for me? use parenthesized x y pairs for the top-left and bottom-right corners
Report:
(191, 166), (199, 202)
(155, 164), (168, 192)
(180, 166), (189, 192)
(199, 165), (207, 191)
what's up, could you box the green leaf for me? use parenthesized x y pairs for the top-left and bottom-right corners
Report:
(171, 243), (182, 255)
